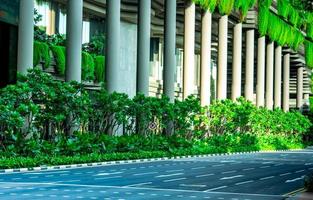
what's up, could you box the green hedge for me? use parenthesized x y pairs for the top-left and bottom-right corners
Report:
(33, 41), (51, 69)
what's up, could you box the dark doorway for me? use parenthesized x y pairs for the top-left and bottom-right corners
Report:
(0, 21), (17, 88)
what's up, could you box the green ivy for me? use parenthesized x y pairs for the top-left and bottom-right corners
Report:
(258, 6), (269, 36)
(82, 52), (95, 81)
(94, 56), (105, 83)
(259, 0), (272, 7)
(258, 6), (304, 50)
(33, 41), (50, 69)
(307, 24), (313, 40)
(305, 40), (313, 68)
(234, 0), (256, 21)
(193, 0), (218, 12)
(218, 0), (235, 15)
(50, 45), (66, 75)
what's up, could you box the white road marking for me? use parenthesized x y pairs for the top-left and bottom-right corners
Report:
(94, 176), (122, 180)
(156, 173), (184, 178)
(220, 175), (243, 180)
(260, 166), (270, 169)
(222, 170), (236, 174)
(125, 182), (152, 187)
(163, 177), (186, 182)
(179, 184), (207, 188)
(260, 176), (274, 180)
(204, 186), (227, 192)
(196, 173), (214, 178)
(280, 172), (291, 176)
(274, 164), (283, 167)
(242, 168), (254, 171)
(295, 170), (305, 173)
(305, 163), (313, 165)
(94, 172), (123, 176)
(212, 164), (225, 167)
(285, 176), (304, 183)
(133, 172), (158, 176)
(235, 180), (254, 185)
(191, 167), (206, 170)
(166, 169), (184, 173)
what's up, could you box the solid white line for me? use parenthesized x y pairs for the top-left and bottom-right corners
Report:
(260, 176), (274, 180)
(156, 173), (184, 178)
(124, 182), (152, 187)
(133, 172), (158, 176)
(163, 177), (186, 182)
(220, 175), (243, 180)
(196, 174), (214, 178)
(235, 180), (254, 185)
(204, 186), (227, 192)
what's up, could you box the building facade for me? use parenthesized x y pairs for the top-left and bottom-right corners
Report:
(2, 0), (312, 111)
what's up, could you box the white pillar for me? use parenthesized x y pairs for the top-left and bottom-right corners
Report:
(232, 23), (242, 101)
(164, 0), (176, 102)
(266, 42), (274, 110)
(257, 37), (266, 107)
(297, 67), (304, 109)
(283, 54), (290, 112)
(17, 0), (34, 74)
(245, 30), (255, 102)
(183, 1), (195, 99)
(137, 0), (151, 95)
(106, 0), (121, 93)
(274, 46), (282, 109)
(200, 10), (212, 106)
(217, 15), (228, 100)
(65, 0), (83, 82)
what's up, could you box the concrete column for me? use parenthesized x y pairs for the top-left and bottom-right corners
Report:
(164, 0), (176, 102)
(266, 42), (274, 110)
(297, 67), (304, 109)
(137, 0), (151, 95)
(231, 23), (242, 101)
(106, 0), (121, 93)
(274, 46), (282, 109)
(200, 10), (212, 106)
(183, 1), (195, 99)
(245, 30), (255, 102)
(217, 15), (228, 100)
(65, 0), (83, 82)
(257, 37), (266, 107)
(17, 0), (34, 74)
(283, 54), (290, 112)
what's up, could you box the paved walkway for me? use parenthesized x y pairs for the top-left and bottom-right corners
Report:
(1, 150), (313, 199)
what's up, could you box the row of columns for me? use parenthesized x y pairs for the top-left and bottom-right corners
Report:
(17, 0), (305, 111)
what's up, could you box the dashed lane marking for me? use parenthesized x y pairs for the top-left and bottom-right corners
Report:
(204, 186), (227, 192)
(235, 180), (254, 185)
(220, 175), (244, 180)
(156, 173), (184, 178)
(163, 177), (187, 182)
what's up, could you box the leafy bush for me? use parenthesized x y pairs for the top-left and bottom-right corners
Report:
(82, 52), (95, 81)
(50, 45), (66, 75)
(0, 70), (311, 162)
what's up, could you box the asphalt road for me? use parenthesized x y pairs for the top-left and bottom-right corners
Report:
(1, 150), (313, 200)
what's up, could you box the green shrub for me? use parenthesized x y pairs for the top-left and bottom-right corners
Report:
(94, 56), (105, 82)
(82, 52), (95, 81)
(33, 41), (51, 69)
(50, 45), (66, 75)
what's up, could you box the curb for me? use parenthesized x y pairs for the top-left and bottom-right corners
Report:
(0, 149), (299, 174)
